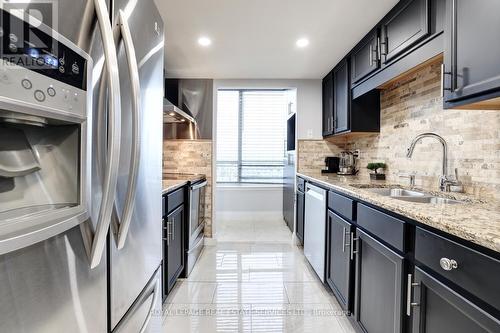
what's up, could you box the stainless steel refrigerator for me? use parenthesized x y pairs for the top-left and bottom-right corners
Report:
(0, 0), (164, 331)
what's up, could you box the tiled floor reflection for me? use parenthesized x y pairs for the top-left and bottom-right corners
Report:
(162, 218), (356, 332)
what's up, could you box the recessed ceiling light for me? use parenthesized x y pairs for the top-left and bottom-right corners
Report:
(296, 38), (309, 48)
(169, 112), (176, 116)
(198, 37), (212, 47)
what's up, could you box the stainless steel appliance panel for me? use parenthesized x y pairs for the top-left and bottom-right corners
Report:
(304, 183), (327, 282)
(109, 0), (164, 329)
(185, 179), (207, 276)
(0, 225), (107, 333)
(0, 0), (110, 332)
(283, 152), (295, 232)
(112, 268), (162, 333)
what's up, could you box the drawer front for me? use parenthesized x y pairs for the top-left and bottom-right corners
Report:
(328, 191), (354, 220)
(357, 204), (405, 252)
(415, 227), (500, 312)
(162, 196), (166, 217)
(297, 177), (305, 192)
(167, 187), (185, 214)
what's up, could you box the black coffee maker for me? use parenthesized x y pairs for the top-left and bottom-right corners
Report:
(322, 156), (340, 174)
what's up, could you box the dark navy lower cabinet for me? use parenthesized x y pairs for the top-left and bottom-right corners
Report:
(326, 210), (353, 311)
(409, 267), (500, 333)
(312, 186), (500, 333)
(166, 204), (185, 293)
(353, 229), (404, 333)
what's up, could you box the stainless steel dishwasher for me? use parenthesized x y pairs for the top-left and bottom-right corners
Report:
(304, 183), (327, 282)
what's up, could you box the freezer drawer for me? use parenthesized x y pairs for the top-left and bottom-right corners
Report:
(113, 268), (162, 333)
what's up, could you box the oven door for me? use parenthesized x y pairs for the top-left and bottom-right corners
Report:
(189, 180), (207, 246)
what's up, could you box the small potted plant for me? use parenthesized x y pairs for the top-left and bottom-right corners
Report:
(367, 162), (386, 180)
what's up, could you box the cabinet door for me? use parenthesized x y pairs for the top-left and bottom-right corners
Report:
(326, 211), (353, 311)
(351, 31), (380, 84)
(354, 229), (404, 333)
(166, 204), (185, 293)
(333, 59), (350, 134)
(296, 191), (305, 245)
(381, 0), (430, 63)
(444, 0), (500, 103)
(322, 73), (334, 137)
(410, 267), (500, 333)
(162, 217), (167, 301)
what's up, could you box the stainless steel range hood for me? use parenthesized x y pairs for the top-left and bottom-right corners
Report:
(163, 99), (200, 139)
(163, 79), (213, 140)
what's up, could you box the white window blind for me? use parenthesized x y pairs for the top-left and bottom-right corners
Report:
(217, 89), (288, 184)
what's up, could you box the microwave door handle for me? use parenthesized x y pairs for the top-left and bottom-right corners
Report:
(80, 0), (122, 269)
(111, 10), (142, 250)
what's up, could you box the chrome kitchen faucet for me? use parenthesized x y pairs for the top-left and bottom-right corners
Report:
(406, 133), (461, 192)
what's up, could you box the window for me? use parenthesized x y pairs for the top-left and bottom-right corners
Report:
(217, 89), (291, 184)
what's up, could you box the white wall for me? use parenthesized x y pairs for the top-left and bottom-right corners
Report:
(215, 185), (284, 221)
(213, 79), (323, 140)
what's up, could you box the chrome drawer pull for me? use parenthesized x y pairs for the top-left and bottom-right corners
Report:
(406, 274), (420, 316)
(440, 258), (458, 271)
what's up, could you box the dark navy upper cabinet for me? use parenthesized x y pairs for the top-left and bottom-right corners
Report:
(322, 72), (334, 137)
(443, 0), (500, 109)
(333, 59), (350, 134)
(351, 30), (380, 84)
(380, 0), (430, 64)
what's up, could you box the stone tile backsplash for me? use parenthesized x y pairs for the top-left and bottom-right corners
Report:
(163, 140), (213, 237)
(299, 61), (500, 200)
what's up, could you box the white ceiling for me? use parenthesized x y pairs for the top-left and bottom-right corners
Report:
(154, 0), (399, 79)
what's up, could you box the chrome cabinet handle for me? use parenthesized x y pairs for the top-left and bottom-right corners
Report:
(111, 10), (142, 250)
(350, 232), (359, 260)
(167, 220), (172, 246)
(172, 218), (175, 241)
(80, 0), (122, 269)
(342, 227), (346, 252)
(370, 39), (378, 66)
(113, 268), (161, 333)
(379, 35), (388, 57)
(406, 273), (420, 316)
(441, 63), (452, 97)
(439, 257), (458, 271)
(342, 228), (351, 253)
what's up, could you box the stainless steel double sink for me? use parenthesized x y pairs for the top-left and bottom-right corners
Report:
(363, 187), (462, 205)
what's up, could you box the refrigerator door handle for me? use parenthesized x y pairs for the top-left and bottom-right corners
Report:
(113, 268), (161, 333)
(80, 0), (122, 269)
(111, 10), (142, 250)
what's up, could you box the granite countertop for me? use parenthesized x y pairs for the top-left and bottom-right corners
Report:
(162, 179), (189, 194)
(162, 173), (206, 194)
(297, 171), (500, 254)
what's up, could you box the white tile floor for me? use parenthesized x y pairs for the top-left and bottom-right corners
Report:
(162, 218), (356, 333)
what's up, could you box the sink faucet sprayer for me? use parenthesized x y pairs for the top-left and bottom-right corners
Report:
(406, 133), (461, 192)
